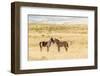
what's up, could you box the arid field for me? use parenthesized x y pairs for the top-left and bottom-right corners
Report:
(28, 23), (88, 61)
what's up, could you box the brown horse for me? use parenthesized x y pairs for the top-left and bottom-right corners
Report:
(54, 38), (69, 52)
(39, 38), (54, 52)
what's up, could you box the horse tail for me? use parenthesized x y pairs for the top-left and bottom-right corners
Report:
(66, 42), (69, 47)
(67, 42), (69, 47)
(39, 42), (42, 48)
(64, 41), (69, 48)
(39, 42), (42, 51)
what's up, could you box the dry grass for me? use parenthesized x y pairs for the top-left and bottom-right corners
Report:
(28, 23), (88, 61)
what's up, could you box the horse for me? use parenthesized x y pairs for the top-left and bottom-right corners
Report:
(54, 38), (69, 52)
(39, 38), (55, 52)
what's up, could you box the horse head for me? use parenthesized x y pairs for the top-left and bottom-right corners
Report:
(50, 37), (55, 44)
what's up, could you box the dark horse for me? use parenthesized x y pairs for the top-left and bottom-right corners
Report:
(54, 38), (69, 52)
(39, 38), (54, 52)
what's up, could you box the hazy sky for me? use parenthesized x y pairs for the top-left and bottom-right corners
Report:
(28, 15), (88, 24)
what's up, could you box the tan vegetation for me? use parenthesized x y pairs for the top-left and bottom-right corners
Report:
(28, 23), (88, 61)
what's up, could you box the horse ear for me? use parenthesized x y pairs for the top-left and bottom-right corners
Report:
(51, 37), (53, 40)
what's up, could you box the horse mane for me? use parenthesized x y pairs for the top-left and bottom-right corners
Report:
(55, 38), (60, 42)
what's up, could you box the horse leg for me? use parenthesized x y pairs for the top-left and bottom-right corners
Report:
(58, 46), (60, 52)
(47, 46), (49, 52)
(40, 47), (42, 52)
(64, 46), (68, 52)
